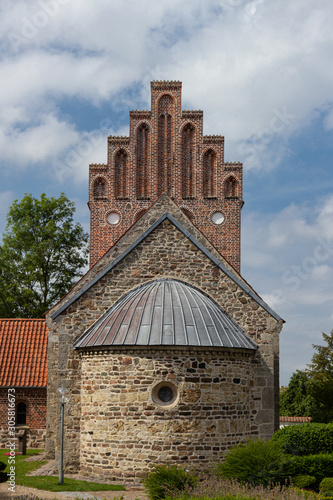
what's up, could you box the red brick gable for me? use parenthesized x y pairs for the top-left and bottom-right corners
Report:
(89, 81), (243, 271)
(0, 319), (48, 387)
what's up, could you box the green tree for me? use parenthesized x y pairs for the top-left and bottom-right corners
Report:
(280, 331), (333, 423)
(307, 331), (333, 423)
(0, 193), (89, 318)
(280, 370), (315, 417)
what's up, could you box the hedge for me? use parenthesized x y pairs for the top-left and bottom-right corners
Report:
(289, 454), (333, 486)
(273, 423), (333, 455)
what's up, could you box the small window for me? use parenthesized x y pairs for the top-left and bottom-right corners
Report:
(152, 381), (179, 408)
(16, 402), (27, 426)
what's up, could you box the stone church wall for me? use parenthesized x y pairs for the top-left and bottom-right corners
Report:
(46, 218), (282, 476)
(79, 348), (256, 481)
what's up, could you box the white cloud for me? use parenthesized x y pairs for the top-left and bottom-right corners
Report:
(0, 115), (79, 166)
(243, 196), (333, 384)
(0, 0), (331, 183)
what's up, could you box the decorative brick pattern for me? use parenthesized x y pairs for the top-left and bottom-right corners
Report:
(136, 124), (150, 199)
(89, 81), (243, 271)
(203, 149), (216, 198)
(182, 124), (195, 198)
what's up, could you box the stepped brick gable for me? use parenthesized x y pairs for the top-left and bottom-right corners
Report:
(89, 81), (243, 271)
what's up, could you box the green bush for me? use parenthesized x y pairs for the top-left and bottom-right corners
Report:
(321, 493), (333, 499)
(320, 478), (333, 492)
(291, 475), (316, 489)
(216, 439), (290, 487)
(289, 454), (333, 487)
(143, 464), (197, 500)
(272, 423), (333, 455)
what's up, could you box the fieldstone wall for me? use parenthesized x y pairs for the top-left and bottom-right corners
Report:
(46, 198), (282, 476)
(79, 348), (257, 480)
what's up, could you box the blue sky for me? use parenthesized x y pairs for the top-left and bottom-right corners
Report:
(1, 0), (333, 385)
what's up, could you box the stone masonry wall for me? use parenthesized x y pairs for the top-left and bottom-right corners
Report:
(79, 348), (257, 481)
(46, 213), (282, 475)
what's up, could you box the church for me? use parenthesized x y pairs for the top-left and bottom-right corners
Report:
(46, 81), (283, 481)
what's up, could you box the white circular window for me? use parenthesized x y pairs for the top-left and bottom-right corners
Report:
(107, 212), (120, 225)
(211, 211), (225, 225)
(152, 381), (179, 408)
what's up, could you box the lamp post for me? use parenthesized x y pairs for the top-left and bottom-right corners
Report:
(58, 387), (68, 485)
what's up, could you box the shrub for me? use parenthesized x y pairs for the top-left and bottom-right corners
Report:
(289, 454), (333, 487)
(272, 423), (333, 456)
(143, 464), (197, 500)
(320, 478), (333, 492)
(292, 475), (316, 489)
(216, 439), (290, 487)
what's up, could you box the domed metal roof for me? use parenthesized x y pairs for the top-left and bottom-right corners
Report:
(75, 279), (257, 350)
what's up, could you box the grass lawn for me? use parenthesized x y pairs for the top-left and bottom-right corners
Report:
(0, 449), (126, 492)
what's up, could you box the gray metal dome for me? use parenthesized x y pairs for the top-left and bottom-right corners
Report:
(75, 279), (257, 350)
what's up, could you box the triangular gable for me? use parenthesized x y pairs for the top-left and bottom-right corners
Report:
(48, 193), (243, 316)
(51, 212), (282, 322)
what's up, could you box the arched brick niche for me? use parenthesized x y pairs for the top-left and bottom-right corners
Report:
(203, 149), (217, 198)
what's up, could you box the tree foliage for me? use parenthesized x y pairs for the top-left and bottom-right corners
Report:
(280, 331), (333, 423)
(0, 193), (89, 318)
(307, 331), (333, 423)
(280, 370), (315, 417)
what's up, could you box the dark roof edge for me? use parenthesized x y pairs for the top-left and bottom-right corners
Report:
(51, 212), (282, 322)
(77, 344), (256, 354)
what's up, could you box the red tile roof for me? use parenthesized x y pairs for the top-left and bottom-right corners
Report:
(280, 416), (312, 422)
(0, 319), (48, 387)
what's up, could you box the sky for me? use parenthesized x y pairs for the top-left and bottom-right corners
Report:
(1, 0), (333, 385)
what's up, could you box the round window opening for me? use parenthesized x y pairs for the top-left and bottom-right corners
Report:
(152, 381), (178, 408)
(107, 212), (120, 225)
(211, 211), (225, 225)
